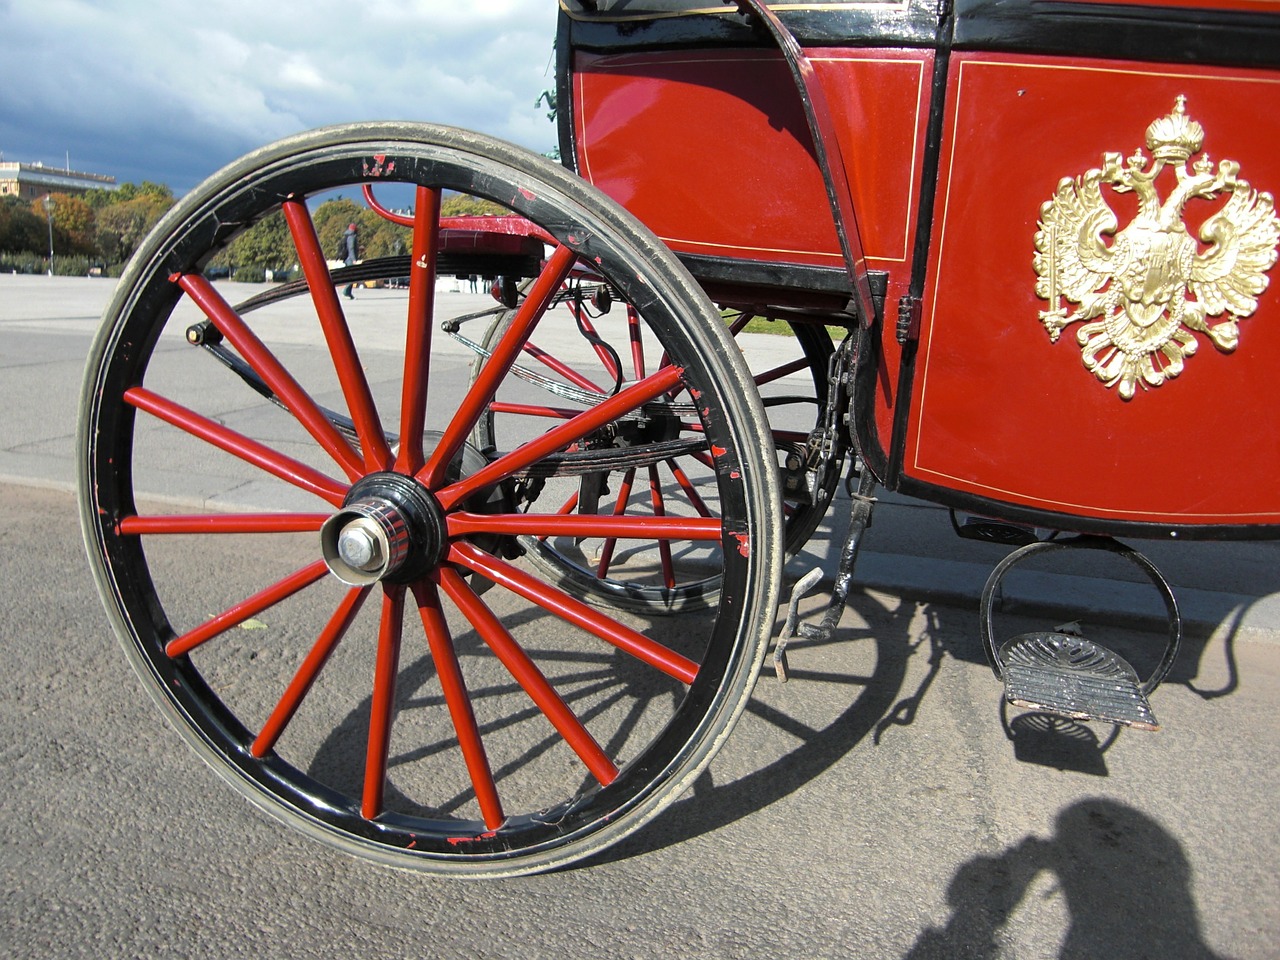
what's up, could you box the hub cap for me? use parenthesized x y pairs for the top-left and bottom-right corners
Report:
(320, 473), (445, 586)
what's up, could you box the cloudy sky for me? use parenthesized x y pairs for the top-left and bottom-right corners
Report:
(0, 0), (562, 194)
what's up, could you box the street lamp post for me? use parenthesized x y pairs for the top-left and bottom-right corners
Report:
(42, 195), (54, 276)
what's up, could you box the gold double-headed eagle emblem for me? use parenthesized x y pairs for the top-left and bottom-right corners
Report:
(1034, 96), (1280, 400)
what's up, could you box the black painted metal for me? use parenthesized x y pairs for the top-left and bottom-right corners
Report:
(978, 535), (1183, 697)
(888, 4), (955, 489)
(339, 472), (449, 583)
(998, 632), (1160, 730)
(773, 466), (878, 679)
(954, 0), (1280, 70)
(897, 472), (1280, 541)
(560, 0), (940, 52)
(563, 0), (1280, 66)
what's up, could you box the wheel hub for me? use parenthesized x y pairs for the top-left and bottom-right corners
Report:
(321, 472), (446, 586)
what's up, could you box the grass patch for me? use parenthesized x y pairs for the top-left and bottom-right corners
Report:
(723, 309), (850, 340)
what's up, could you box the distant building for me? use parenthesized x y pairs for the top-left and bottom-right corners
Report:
(0, 161), (117, 201)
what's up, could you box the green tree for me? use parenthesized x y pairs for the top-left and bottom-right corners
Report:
(83, 180), (174, 212)
(440, 193), (507, 217)
(0, 196), (47, 253)
(27, 193), (96, 256)
(203, 210), (297, 280)
(93, 193), (172, 265)
(311, 198), (409, 263)
(313, 197), (368, 262)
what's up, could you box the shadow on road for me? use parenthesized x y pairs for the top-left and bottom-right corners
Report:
(904, 798), (1226, 959)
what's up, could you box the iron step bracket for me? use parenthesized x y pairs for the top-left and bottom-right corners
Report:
(772, 469), (878, 681)
(949, 510), (1042, 547)
(775, 568), (824, 681)
(999, 632), (1159, 731)
(980, 535), (1182, 733)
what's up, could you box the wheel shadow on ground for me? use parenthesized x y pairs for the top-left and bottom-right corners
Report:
(297, 554), (1253, 864)
(584, 574), (1255, 868)
(584, 584), (960, 865)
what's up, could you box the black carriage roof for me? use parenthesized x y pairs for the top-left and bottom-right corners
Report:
(559, 0), (937, 49)
(560, 0), (1280, 70)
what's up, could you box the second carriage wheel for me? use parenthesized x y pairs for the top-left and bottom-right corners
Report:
(78, 123), (781, 876)
(469, 295), (839, 612)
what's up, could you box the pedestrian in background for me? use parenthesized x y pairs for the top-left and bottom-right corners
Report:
(337, 223), (359, 299)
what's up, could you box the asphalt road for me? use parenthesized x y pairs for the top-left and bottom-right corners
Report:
(2, 275), (1278, 958)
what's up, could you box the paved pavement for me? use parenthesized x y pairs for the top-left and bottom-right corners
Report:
(5, 273), (1279, 640)
(1, 273), (1277, 958)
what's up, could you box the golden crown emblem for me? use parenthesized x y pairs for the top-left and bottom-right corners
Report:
(1145, 95), (1203, 163)
(1034, 97), (1280, 400)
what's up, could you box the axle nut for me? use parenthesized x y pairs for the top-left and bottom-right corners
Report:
(321, 499), (410, 586)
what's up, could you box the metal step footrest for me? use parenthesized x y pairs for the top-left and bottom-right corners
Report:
(998, 632), (1159, 731)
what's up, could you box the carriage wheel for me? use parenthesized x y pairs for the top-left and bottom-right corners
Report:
(470, 298), (837, 612)
(78, 123), (781, 876)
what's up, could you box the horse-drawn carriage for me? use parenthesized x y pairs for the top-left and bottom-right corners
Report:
(78, 0), (1280, 875)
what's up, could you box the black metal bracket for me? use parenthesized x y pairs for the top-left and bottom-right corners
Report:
(774, 465), (878, 680)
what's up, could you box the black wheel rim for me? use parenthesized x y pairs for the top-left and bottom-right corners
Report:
(79, 125), (779, 874)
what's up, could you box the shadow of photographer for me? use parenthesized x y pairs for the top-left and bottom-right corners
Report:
(905, 798), (1225, 959)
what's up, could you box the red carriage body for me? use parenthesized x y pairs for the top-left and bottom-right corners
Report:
(560, 0), (1280, 534)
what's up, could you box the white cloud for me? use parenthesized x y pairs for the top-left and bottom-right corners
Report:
(0, 0), (560, 191)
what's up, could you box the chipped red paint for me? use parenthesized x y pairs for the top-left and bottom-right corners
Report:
(362, 154), (396, 177)
(446, 830), (499, 846)
(732, 533), (750, 557)
(711, 445), (727, 458)
(519, 187), (537, 201)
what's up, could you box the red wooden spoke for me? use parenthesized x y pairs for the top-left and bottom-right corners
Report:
(449, 541), (697, 685)
(595, 467), (636, 579)
(174, 273), (365, 481)
(486, 402), (578, 421)
(754, 355), (811, 387)
(420, 244), (578, 488)
(396, 186), (442, 475)
(519, 340), (606, 395)
(409, 580), (504, 830)
(728, 312), (753, 336)
(626, 305), (646, 379)
(165, 559), (330, 658)
(437, 567), (618, 786)
(363, 585), (405, 819)
(647, 465), (676, 589)
(252, 586), (370, 758)
(446, 508), (719, 541)
(535, 491), (581, 545)
(666, 460), (713, 518)
(567, 300), (621, 384)
(125, 387), (348, 506)
(435, 364), (682, 511)
(281, 198), (392, 472)
(118, 513), (327, 535)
